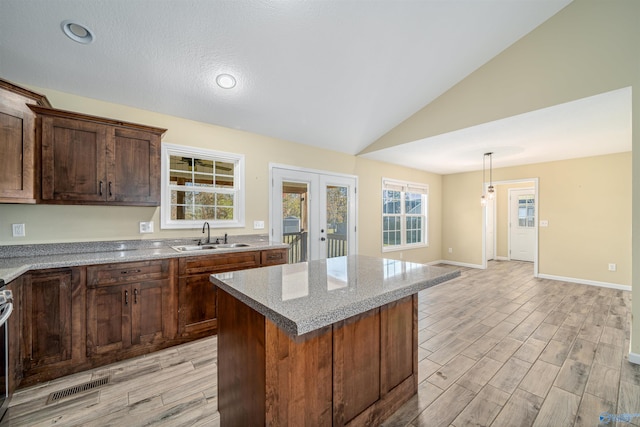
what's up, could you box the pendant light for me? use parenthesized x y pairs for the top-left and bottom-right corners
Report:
(486, 152), (495, 200)
(480, 152), (495, 206)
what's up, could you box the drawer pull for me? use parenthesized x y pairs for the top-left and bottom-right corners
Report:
(124, 290), (129, 306)
(120, 269), (142, 275)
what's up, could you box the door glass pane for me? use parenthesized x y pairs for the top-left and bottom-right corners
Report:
(282, 181), (308, 263)
(517, 195), (535, 228)
(326, 185), (348, 258)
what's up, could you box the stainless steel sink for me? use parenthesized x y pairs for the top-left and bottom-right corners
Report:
(212, 243), (250, 248)
(171, 243), (251, 252)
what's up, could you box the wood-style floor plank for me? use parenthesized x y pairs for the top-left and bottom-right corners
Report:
(5, 260), (637, 427)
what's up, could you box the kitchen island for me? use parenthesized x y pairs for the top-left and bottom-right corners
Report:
(210, 255), (459, 426)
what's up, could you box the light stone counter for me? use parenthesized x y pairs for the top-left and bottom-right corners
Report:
(0, 236), (287, 286)
(211, 254), (460, 336)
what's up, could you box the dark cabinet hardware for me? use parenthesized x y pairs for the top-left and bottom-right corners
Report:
(134, 288), (138, 304)
(108, 182), (112, 197)
(99, 181), (103, 196)
(125, 290), (128, 306)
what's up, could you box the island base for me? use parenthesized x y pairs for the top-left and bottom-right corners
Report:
(217, 289), (418, 426)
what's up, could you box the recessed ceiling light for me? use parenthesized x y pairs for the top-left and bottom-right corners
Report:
(216, 74), (237, 89)
(61, 20), (94, 44)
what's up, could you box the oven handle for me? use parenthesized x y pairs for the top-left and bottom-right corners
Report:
(0, 303), (13, 328)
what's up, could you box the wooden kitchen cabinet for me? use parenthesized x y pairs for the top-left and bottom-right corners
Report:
(86, 259), (176, 359)
(177, 249), (287, 338)
(21, 267), (85, 383)
(0, 79), (51, 203)
(5, 277), (23, 395)
(29, 105), (166, 206)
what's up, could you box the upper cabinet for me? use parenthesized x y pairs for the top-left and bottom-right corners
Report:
(0, 79), (51, 203)
(29, 106), (167, 206)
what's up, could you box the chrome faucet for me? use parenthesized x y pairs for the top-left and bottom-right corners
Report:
(201, 222), (210, 245)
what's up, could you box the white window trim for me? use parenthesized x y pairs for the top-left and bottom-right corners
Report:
(382, 178), (428, 252)
(161, 142), (245, 229)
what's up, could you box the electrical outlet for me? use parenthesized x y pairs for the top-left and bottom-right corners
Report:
(448, 248), (453, 253)
(608, 263), (617, 272)
(139, 221), (154, 234)
(253, 220), (265, 230)
(12, 223), (25, 237)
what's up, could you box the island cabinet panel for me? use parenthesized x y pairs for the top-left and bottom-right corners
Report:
(333, 309), (381, 425)
(217, 288), (418, 427)
(265, 322), (333, 426)
(380, 295), (416, 394)
(22, 267), (86, 380)
(218, 289), (266, 425)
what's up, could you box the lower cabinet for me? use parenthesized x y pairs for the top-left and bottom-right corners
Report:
(16, 248), (287, 387)
(177, 250), (261, 338)
(86, 260), (176, 358)
(178, 248), (288, 338)
(21, 267), (85, 385)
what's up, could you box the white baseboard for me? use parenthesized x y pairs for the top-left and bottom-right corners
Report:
(628, 351), (640, 365)
(495, 256), (509, 261)
(430, 260), (484, 269)
(537, 273), (631, 292)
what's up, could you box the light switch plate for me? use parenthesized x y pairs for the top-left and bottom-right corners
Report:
(539, 220), (549, 227)
(254, 220), (265, 229)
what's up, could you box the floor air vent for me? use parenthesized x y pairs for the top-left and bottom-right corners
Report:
(47, 376), (110, 404)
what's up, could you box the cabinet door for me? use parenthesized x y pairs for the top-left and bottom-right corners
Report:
(24, 269), (75, 368)
(41, 115), (108, 202)
(107, 127), (161, 205)
(131, 280), (169, 345)
(86, 284), (131, 356)
(0, 100), (35, 202)
(178, 274), (217, 337)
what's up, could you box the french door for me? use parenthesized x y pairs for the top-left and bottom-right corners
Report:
(271, 166), (357, 263)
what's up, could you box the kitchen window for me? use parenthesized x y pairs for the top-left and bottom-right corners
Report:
(161, 143), (245, 229)
(382, 178), (428, 251)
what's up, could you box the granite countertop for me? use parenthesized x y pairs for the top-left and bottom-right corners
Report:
(210, 254), (460, 336)
(0, 236), (288, 286)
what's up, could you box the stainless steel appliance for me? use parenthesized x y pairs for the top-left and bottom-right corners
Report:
(0, 289), (13, 422)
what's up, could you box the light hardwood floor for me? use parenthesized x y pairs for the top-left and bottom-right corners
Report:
(4, 261), (638, 426)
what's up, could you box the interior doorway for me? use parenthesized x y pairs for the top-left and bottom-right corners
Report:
(482, 178), (538, 276)
(509, 187), (536, 262)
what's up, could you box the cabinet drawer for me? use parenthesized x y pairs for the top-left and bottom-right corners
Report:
(179, 251), (261, 276)
(87, 259), (170, 287)
(261, 248), (288, 266)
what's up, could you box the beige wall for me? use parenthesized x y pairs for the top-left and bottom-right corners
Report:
(443, 153), (631, 286)
(0, 87), (442, 265)
(370, 0), (640, 356)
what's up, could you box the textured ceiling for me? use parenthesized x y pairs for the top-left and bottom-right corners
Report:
(0, 1), (573, 165)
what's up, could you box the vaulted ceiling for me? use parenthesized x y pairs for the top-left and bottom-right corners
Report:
(3, 1), (625, 175)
